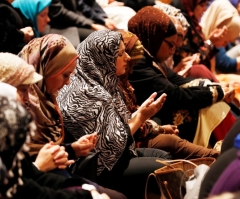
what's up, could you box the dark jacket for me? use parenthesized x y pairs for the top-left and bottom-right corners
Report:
(128, 51), (224, 141)
(13, 154), (92, 199)
(49, 0), (107, 29)
(0, 0), (32, 54)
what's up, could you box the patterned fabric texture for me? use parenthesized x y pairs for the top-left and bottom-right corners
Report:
(18, 34), (78, 156)
(0, 96), (35, 198)
(57, 30), (135, 174)
(154, 1), (190, 31)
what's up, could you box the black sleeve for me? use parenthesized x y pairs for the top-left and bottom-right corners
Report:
(77, 0), (107, 25)
(129, 55), (224, 110)
(49, 0), (94, 29)
(61, 143), (76, 160)
(15, 178), (92, 199)
(0, 7), (24, 51)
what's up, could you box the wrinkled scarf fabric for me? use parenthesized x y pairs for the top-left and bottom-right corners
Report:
(154, 1), (190, 31)
(0, 96), (35, 198)
(128, 6), (176, 57)
(12, 0), (51, 37)
(18, 34), (78, 156)
(117, 30), (143, 113)
(200, 0), (240, 42)
(57, 30), (135, 174)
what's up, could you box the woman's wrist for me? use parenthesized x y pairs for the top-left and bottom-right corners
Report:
(158, 126), (166, 134)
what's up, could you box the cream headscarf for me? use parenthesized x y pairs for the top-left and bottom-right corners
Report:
(200, 0), (240, 41)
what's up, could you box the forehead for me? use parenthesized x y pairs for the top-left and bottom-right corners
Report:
(119, 40), (125, 50)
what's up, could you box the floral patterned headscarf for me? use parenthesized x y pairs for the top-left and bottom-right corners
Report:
(0, 96), (35, 198)
(18, 34), (78, 156)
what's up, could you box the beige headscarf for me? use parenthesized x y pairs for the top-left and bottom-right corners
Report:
(18, 34), (78, 156)
(201, 0), (240, 41)
(0, 52), (42, 87)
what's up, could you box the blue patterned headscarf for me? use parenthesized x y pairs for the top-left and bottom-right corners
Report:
(12, 0), (51, 37)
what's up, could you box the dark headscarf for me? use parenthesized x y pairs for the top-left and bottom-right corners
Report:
(0, 96), (34, 198)
(128, 6), (177, 57)
(171, 0), (207, 40)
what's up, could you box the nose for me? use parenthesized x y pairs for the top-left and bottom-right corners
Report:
(22, 92), (29, 104)
(47, 16), (50, 23)
(125, 52), (131, 62)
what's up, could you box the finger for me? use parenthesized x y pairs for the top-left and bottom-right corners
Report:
(54, 150), (67, 160)
(59, 146), (65, 151)
(42, 143), (52, 149)
(153, 93), (167, 106)
(55, 157), (68, 165)
(57, 165), (67, 169)
(79, 143), (94, 150)
(50, 145), (61, 154)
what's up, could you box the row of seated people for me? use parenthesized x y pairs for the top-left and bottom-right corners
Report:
(2, 0), (240, 107)
(1, 1), (240, 198)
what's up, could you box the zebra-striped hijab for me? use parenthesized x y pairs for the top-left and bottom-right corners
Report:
(57, 30), (135, 174)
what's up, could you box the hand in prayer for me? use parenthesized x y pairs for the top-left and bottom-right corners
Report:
(34, 142), (74, 172)
(209, 26), (228, 47)
(71, 133), (97, 158)
(137, 92), (167, 123)
(20, 26), (34, 43)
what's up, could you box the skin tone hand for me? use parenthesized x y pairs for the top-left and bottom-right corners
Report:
(108, 1), (124, 6)
(71, 132), (97, 158)
(161, 125), (179, 135)
(20, 26), (34, 43)
(129, 93), (167, 135)
(221, 83), (235, 103)
(175, 54), (200, 76)
(209, 26), (228, 47)
(34, 142), (74, 172)
(104, 18), (116, 30)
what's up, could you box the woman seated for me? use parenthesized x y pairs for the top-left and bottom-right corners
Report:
(57, 29), (172, 199)
(0, 46), (127, 199)
(118, 29), (219, 158)
(12, 0), (51, 37)
(0, 95), (112, 199)
(127, 6), (235, 147)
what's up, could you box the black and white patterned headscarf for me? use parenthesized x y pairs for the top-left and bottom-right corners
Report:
(0, 96), (35, 198)
(57, 30), (135, 174)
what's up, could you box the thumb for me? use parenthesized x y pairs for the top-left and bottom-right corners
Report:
(79, 143), (94, 150)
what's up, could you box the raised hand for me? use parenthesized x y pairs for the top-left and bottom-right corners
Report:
(209, 26), (228, 47)
(137, 92), (167, 123)
(71, 133), (97, 158)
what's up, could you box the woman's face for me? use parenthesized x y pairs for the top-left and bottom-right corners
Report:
(194, 1), (208, 21)
(37, 7), (50, 32)
(116, 41), (131, 76)
(156, 34), (177, 63)
(45, 60), (77, 94)
(17, 84), (30, 105)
